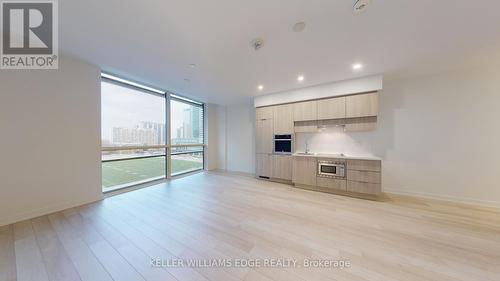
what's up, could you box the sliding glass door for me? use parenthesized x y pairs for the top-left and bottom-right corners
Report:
(101, 74), (205, 192)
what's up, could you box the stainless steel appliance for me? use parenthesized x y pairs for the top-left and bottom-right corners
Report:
(317, 160), (346, 178)
(273, 134), (293, 154)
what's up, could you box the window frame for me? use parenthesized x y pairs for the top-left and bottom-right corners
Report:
(169, 94), (206, 176)
(101, 73), (206, 192)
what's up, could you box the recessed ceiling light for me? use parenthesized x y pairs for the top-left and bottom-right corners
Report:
(293, 22), (306, 32)
(257, 85), (264, 91)
(352, 63), (363, 70)
(297, 75), (305, 82)
(189, 64), (196, 68)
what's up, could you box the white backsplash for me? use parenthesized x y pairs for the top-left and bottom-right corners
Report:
(295, 126), (375, 156)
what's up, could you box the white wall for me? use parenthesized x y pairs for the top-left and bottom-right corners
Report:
(223, 102), (255, 174)
(218, 102), (255, 174)
(373, 66), (500, 206)
(0, 55), (102, 226)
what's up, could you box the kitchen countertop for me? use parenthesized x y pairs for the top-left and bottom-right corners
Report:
(292, 152), (382, 161)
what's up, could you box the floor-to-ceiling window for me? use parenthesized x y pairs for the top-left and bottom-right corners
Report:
(101, 74), (205, 192)
(170, 95), (205, 176)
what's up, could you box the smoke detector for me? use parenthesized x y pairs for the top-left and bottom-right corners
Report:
(251, 38), (265, 51)
(353, 0), (371, 14)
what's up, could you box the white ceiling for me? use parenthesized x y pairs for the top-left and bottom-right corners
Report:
(60, 0), (500, 105)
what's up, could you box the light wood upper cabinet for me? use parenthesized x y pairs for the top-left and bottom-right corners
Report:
(292, 157), (317, 186)
(256, 106), (274, 120)
(256, 154), (272, 178)
(293, 100), (317, 121)
(256, 119), (273, 154)
(317, 97), (346, 120)
(345, 92), (379, 118)
(273, 104), (294, 134)
(272, 155), (292, 180)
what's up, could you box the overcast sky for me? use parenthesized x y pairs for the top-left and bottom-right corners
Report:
(101, 81), (190, 143)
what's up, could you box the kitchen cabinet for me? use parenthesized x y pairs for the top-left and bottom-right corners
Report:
(347, 181), (381, 195)
(293, 100), (317, 121)
(256, 118), (273, 154)
(256, 154), (272, 178)
(347, 170), (381, 184)
(317, 97), (346, 120)
(272, 155), (292, 180)
(294, 120), (318, 133)
(256, 106), (274, 120)
(292, 157), (317, 186)
(345, 92), (379, 118)
(344, 116), (377, 132)
(346, 159), (381, 172)
(273, 104), (294, 134)
(316, 177), (346, 191)
(346, 159), (381, 195)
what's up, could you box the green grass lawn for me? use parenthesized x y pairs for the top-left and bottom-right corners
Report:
(102, 157), (202, 190)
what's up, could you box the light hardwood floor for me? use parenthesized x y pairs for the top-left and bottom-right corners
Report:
(1, 171), (500, 281)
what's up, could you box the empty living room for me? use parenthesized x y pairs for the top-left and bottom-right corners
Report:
(1, 1), (500, 281)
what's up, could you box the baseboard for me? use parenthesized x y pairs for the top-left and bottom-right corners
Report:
(384, 188), (500, 209)
(0, 194), (103, 227)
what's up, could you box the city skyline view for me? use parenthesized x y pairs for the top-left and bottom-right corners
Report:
(101, 79), (205, 188)
(101, 81), (203, 146)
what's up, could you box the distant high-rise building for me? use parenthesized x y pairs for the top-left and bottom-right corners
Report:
(140, 121), (165, 144)
(191, 106), (203, 141)
(182, 108), (192, 138)
(171, 105), (203, 145)
(112, 121), (165, 145)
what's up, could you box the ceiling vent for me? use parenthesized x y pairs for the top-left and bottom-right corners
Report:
(251, 38), (265, 51)
(353, 0), (371, 14)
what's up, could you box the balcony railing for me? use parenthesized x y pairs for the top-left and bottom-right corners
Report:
(101, 144), (205, 192)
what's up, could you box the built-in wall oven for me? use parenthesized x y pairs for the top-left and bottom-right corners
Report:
(317, 160), (346, 179)
(273, 134), (293, 154)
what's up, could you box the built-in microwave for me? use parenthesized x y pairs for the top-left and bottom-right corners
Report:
(273, 134), (293, 154)
(317, 160), (346, 178)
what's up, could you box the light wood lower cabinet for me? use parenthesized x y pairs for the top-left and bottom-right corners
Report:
(347, 170), (381, 184)
(292, 157), (317, 186)
(346, 159), (381, 172)
(316, 177), (346, 191)
(347, 181), (381, 195)
(291, 157), (382, 197)
(271, 155), (292, 180)
(346, 159), (381, 195)
(256, 153), (272, 178)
